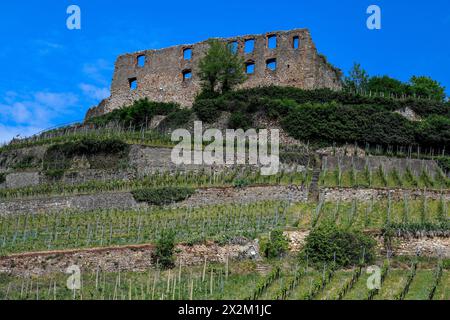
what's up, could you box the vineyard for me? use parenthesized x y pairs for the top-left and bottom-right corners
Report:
(0, 120), (449, 301)
(0, 257), (448, 300)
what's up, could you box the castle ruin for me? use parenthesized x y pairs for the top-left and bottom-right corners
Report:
(85, 28), (342, 118)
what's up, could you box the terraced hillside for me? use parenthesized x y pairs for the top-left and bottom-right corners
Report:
(0, 88), (449, 300)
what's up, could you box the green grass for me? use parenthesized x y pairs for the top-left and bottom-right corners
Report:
(0, 168), (311, 200)
(0, 198), (447, 257)
(404, 269), (434, 300)
(343, 272), (371, 300)
(374, 270), (408, 300)
(433, 271), (449, 300)
(0, 259), (447, 300)
(320, 167), (449, 190)
(315, 270), (353, 300)
(0, 201), (289, 256)
(288, 270), (321, 300)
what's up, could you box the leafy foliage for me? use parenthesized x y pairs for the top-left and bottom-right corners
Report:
(228, 112), (252, 130)
(192, 99), (222, 123)
(367, 76), (410, 97)
(43, 138), (129, 172)
(132, 187), (195, 205)
(0, 173), (6, 184)
(158, 109), (193, 129)
(153, 229), (176, 269)
(197, 39), (246, 94)
(416, 115), (450, 148)
(410, 76), (446, 102)
(301, 223), (376, 267)
(218, 86), (450, 117)
(343, 63), (369, 92)
(436, 156), (450, 172)
(281, 102), (416, 145)
(260, 230), (289, 259)
(87, 98), (181, 127)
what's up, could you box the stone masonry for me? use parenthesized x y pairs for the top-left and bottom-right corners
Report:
(85, 29), (342, 118)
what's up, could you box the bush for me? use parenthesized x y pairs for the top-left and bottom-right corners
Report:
(281, 103), (416, 146)
(190, 86), (450, 148)
(132, 187), (195, 205)
(436, 156), (450, 172)
(220, 86), (449, 117)
(43, 169), (65, 180)
(228, 112), (252, 130)
(233, 178), (250, 189)
(260, 230), (289, 259)
(192, 99), (222, 123)
(367, 76), (411, 97)
(158, 109), (193, 129)
(416, 115), (450, 148)
(43, 138), (129, 171)
(153, 230), (176, 269)
(11, 155), (37, 170)
(0, 173), (6, 184)
(87, 98), (180, 127)
(301, 224), (376, 267)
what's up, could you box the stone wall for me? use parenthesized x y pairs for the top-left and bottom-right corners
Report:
(5, 172), (40, 189)
(322, 155), (441, 176)
(321, 187), (450, 202)
(0, 241), (260, 276)
(177, 185), (307, 208)
(0, 185), (307, 215)
(87, 28), (342, 116)
(0, 192), (143, 216)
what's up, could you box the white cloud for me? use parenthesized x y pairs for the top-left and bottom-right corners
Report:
(35, 92), (78, 109)
(79, 83), (110, 101)
(0, 91), (79, 128)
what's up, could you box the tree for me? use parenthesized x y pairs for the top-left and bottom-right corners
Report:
(301, 223), (376, 267)
(409, 76), (446, 101)
(367, 75), (410, 97)
(152, 230), (176, 269)
(198, 39), (246, 95)
(343, 63), (370, 93)
(260, 230), (289, 259)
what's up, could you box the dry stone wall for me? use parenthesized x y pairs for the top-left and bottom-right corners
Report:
(321, 187), (450, 202)
(323, 155), (441, 176)
(0, 185), (307, 215)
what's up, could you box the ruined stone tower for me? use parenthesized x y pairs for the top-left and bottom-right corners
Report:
(85, 28), (342, 118)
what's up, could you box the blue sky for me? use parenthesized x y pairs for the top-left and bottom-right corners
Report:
(0, 0), (449, 143)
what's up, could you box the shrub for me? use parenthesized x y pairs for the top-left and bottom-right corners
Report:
(11, 155), (37, 170)
(416, 115), (450, 148)
(301, 223), (376, 267)
(436, 156), (450, 172)
(260, 230), (289, 259)
(233, 178), (250, 189)
(43, 169), (65, 180)
(281, 103), (416, 146)
(367, 76), (411, 97)
(43, 138), (129, 171)
(153, 230), (176, 269)
(409, 76), (447, 102)
(132, 187), (195, 205)
(192, 99), (222, 123)
(220, 86), (449, 117)
(228, 112), (252, 130)
(0, 173), (6, 184)
(87, 98), (180, 127)
(158, 109), (193, 129)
